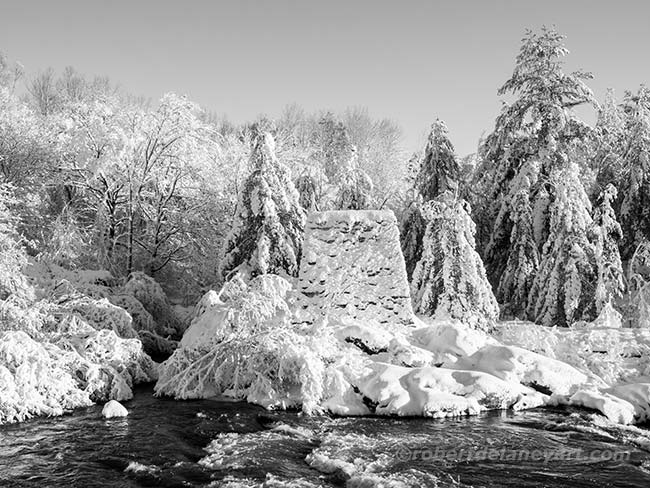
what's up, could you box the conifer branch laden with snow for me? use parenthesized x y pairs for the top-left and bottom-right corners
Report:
(218, 129), (306, 280)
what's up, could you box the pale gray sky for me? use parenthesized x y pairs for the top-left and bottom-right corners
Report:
(1, 0), (649, 155)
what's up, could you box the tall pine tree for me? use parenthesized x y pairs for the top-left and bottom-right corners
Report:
(219, 129), (306, 280)
(477, 27), (597, 295)
(619, 86), (650, 259)
(400, 119), (459, 280)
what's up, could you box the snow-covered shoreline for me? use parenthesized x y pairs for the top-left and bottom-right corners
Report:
(155, 272), (650, 426)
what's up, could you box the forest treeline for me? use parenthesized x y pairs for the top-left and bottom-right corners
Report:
(1, 27), (650, 327)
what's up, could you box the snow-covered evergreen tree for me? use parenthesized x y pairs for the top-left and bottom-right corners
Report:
(495, 161), (540, 317)
(400, 198), (427, 280)
(590, 184), (624, 312)
(400, 119), (459, 280)
(477, 27), (597, 289)
(295, 173), (318, 212)
(619, 86), (650, 258)
(411, 191), (499, 330)
(219, 130), (306, 280)
(335, 147), (374, 210)
(417, 119), (460, 200)
(590, 89), (626, 198)
(526, 164), (597, 326)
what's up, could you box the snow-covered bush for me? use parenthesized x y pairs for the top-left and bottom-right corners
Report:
(122, 271), (182, 336)
(155, 275), (335, 412)
(0, 312), (156, 424)
(56, 296), (139, 339)
(0, 330), (92, 424)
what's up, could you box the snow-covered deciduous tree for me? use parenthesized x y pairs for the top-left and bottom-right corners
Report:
(314, 112), (355, 182)
(343, 107), (406, 206)
(219, 129), (306, 280)
(495, 161), (540, 317)
(590, 184), (624, 312)
(411, 191), (499, 330)
(335, 147), (374, 210)
(526, 164), (597, 326)
(0, 185), (33, 301)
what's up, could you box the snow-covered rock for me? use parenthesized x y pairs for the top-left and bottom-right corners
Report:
(452, 344), (601, 396)
(410, 317), (495, 364)
(102, 400), (128, 418)
(362, 362), (547, 418)
(495, 320), (650, 385)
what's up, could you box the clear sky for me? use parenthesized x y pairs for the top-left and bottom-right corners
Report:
(1, 0), (649, 155)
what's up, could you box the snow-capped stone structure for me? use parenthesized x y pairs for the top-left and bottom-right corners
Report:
(296, 210), (414, 327)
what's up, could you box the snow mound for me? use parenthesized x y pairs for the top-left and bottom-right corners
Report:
(452, 344), (601, 396)
(495, 320), (650, 385)
(102, 399), (128, 418)
(357, 362), (544, 417)
(296, 210), (414, 327)
(410, 317), (496, 364)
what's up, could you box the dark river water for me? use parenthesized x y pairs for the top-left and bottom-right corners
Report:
(2, 385), (650, 487)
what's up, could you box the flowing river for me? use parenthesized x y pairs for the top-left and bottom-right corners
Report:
(2, 385), (650, 487)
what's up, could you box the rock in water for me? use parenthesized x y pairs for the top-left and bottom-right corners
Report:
(102, 400), (128, 418)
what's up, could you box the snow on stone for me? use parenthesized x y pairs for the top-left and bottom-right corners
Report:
(357, 362), (543, 417)
(452, 344), (601, 396)
(410, 316), (496, 364)
(102, 399), (128, 418)
(295, 210), (414, 327)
